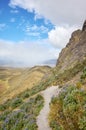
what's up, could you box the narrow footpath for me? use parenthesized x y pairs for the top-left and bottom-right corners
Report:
(37, 86), (60, 130)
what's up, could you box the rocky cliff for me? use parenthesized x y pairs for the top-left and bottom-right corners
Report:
(56, 21), (86, 72)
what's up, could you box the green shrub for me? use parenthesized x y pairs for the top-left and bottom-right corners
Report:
(0, 94), (44, 130)
(11, 98), (23, 109)
(0, 104), (6, 111)
(50, 120), (62, 130)
(52, 59), (86, 85)
(0, 99), (11, 111)
(81, 67), (86, 84)
(22, 92), (30, 99)
(79, 116), (86, 130)
(49, 85), (86, 130)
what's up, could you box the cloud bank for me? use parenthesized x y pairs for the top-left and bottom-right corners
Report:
(9, 0), (86, 25)
(48, 25), (77, 48)
(1, 0), (85, 67)
(9, 0), (85, 48)
(0, 39), (58, 67)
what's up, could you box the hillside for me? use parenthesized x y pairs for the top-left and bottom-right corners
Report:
(56, 21), (86, 72)
(49, 21), (86, 130)
(0, 21), (86, 130)
(0, 66), (51, 103)
(49, 21), (86, 86)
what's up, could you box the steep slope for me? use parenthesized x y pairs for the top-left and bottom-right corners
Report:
(48, 21), (86, 86)
(49, 21), (86, 130)
(56, 22), (86, 72)
(0, 66), (51, 103)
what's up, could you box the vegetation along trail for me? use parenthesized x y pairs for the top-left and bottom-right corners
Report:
(37, 86), (60, 130)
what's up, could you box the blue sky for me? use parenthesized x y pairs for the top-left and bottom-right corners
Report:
(0, 0), (54, 42)
(0, 0), (85, 67)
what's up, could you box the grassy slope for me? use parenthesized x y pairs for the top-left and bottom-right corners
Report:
(50, 58), (86, 86)
(0, 59), (86, 130)
(0, 65), (55, 130)
(49, 65), (86, 130)
(0, 66), (51, 103)
(0, 94), (44, 130)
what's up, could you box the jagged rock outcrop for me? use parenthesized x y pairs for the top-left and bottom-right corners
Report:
(56, 21), (86, 72)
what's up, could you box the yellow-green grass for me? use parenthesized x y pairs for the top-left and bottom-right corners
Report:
(0, 66), (51, 103)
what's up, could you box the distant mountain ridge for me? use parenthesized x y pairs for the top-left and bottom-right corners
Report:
(44, 59), (57, 67)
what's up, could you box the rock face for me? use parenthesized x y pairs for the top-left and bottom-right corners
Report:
(56, 21), (86, 72)
(82, 20), (86, 31)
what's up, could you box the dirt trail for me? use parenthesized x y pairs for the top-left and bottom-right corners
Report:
(37, 86), (60, 130)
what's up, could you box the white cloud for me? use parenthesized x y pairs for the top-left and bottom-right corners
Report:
(17, 17), (26, 29)
(0, 39), (58, 67)
(25, 24), (49, 37)
(48, 25), (78, 48)
(9, 0), (86, 26)
(8, 0), (86, 65)
(0, 23), (6, 30)
(40, 25), (49, 33)
(9, 0), (85, 49)
(34, 13), (43, 21)
(10, 9), (19, 13)
(26, 24), (49, 33)
(26, 32), (40, 37)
